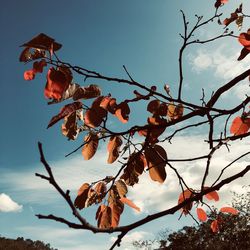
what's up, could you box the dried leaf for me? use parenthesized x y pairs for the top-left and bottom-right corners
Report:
(24, 69), (36, 81)
(167, 103), (184, 120)
(21, 33), (62, 51)
(95, 182), (107, 196)
(220, 206), (239, 215)
(196, 208), (207, 222)
(98, 205), (112, 229)
(115, 102), (130, 123)
(82, 133), (99, 160)
(73, 84), (101, 100)
(145, 145), (167, 183)
(147, 100), (160, 114)
(238, 47), (250, 61)
(120, 197), (140, 212)
(47, 102), (82, 128)
(33, 59), (47, 73)
(61, 110), (82, 140)
(115, 180), (128, 198)
(74, 183), (90, 209)
(110, 200), (124, 228)
(107, 136), (123, 164)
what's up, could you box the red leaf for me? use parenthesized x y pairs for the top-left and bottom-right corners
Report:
(178, 189), (193, 215)
(44, 67), (71, 100)
(196, 208), (207, 222)
(120, 197), (140, 212)
(24, 69), (35, 81)
(238, 31), (250, 49)
(220, 206), (239, 215)
(230, 116), (250, 135)
(47, 102), (82, 128)
(211, 219), (219, 233)
(205, 189), (219, 201)
(33, 59), (47, 73)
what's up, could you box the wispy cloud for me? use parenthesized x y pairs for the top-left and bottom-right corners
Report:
(0, 193), (23, 212)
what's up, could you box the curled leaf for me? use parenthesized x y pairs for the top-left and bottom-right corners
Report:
(73, 84), (101, 100)
(115, 180), (128, 198)
(115, 102), (130, 123)
(74, 183), (90, 209)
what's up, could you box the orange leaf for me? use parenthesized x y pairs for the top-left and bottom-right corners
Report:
(115, 102), (130, 123)
(97, 205), (112, 229)
(110, 201), (124, 228)
(120, 197), (140, 212)
(74, 183), (90, 209)
(220, 206), (239, 215)
(178, 189), (193, 215)
(205, 189), (219, 202)
(82, 133), (99, 160)
(211, 219), (219, 233)
(230, 116), (250, 135)
(107, 136), (123, 164)
(24, 69), (35, 81)
(45, 67), (71, 100)
(196, 208), (207, 222)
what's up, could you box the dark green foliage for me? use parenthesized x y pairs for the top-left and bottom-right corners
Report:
(0, 236), (57, 250)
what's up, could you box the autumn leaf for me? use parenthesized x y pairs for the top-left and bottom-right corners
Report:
(145, 145), (167, 183)
(74, 183), (90, 209)
(167, 103), (184, 120)
(44, 67), (71, 100)
(120, 197), (140, 212)
(147, 100), (160, 114)
(33, 59), (47, 73)
(211, 219), (219, 233)
(230, 116), (250, 135)
(220, 206), (239, 215)
(73, 84), (101, 100)
(24, 69), (36, 81)
(196, 208), (207, 222)
(20, 33), (62, 52)
(95, 182), (107, 196)
(214, 0), (228, 8)
(82, 133), (99, 160)
(61, 110), (82, 140)
(115, 102), (130, 123)
(107, 136), (123, 164)
(204, 189), (219, 201)
(110, 200), (124, 228)
(47, 102), (82, 128)
(178, 189), (193, 215)
(115, 180), (128, 198)
(97, 205), (112, 229)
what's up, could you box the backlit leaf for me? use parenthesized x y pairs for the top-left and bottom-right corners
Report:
(220, 206), (239, 215)
(196, 208), (207, 222)
(107, 136), (123, 164)
(178, 189), (193, 215)
(82, 133), (99, 160)
(120, 197), (140, 212)
(115, 180), (128, 198)
(230, 116), (250, 135)
(110, 200), (124, 228)
(74, 183), (90, 209)
(211, 219), (219, 233)
(205, 189), (219, 201)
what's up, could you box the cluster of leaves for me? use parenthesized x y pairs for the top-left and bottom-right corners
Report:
(134, 189), (250, 250)
(19, 0), (250, 240)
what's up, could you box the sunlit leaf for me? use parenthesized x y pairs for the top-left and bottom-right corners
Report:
(220, 206), (239, 215)
(82, 133), (99, 160)
(196, 208), (207, 222)
(107, 136), (123, 164)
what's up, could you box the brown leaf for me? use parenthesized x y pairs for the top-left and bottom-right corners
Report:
(95, 182), (107, 195)
(74, 183), (90, 209)
(20, 33), (62, 51)
(147, 100), (160, 114)
(97, 205), (112, 229)
(145, 145), (167, 183)
(110, 200), (124, 228)
(115, 102), (130, 123)
(47, 102), (82, 128)
(61, 110), (82, 140)
(73, 84), (101, 100)
(115, 180), (128, 198)
(96, 204), (106, 221)
(107, 136), (123, 164)
(167, 103), (184, 120)
(120, 197), (140, 212)
(82, 133), (99, 160)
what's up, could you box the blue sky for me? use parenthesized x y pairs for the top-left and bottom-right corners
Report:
(0, 1), (250, 249)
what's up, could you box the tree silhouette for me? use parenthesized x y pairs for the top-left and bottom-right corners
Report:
(19, 1), (250, 249)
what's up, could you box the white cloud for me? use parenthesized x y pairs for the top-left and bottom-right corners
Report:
(189, 46), (250, 99)
(0, 193), (23, 212)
